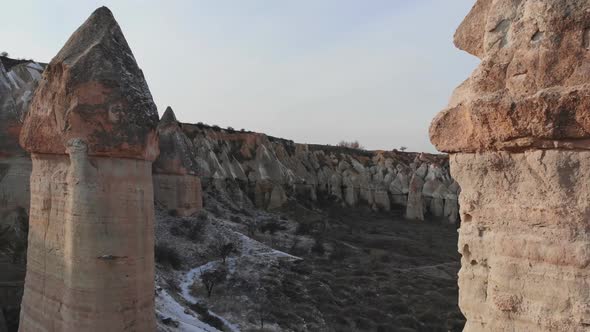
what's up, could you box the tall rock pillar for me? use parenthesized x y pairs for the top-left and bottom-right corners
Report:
(153, 107), (203, 216)
(18, 7), (159, 331)
(431, 1), (590, 331)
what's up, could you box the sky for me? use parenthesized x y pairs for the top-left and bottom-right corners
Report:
(1, 0), (479, 153)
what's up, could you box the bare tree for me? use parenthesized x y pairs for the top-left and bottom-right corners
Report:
(252, 286), (272, 329)
(337, 140), (364, 150)
(210, 238), (239, 264)
(200, 267), (227, 298)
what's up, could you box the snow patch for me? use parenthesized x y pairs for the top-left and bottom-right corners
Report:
(156, 289), (221, 332)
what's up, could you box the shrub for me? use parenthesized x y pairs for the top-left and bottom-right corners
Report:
(197, 210), (209, 222)
(230, 215), (242, 223)
(209, 204), (224, 218)
(295, 222), (313, 235)
(169, 225), (184, 237)
(337, 140), (364, 150)
(311, 238), (325, 256)
(188, 221), (205, 241)
(189, 302), (225, 330)
(329, 244), (349, 261)
(259, 220), (287, 235)
(200, 267), (228, 297)
(210, 239), (239, 264)
(155, 243), (182, 270)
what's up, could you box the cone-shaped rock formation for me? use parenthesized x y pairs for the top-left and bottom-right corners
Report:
(153, 106), (203, 216)
(430, 1), (590, 330)
(20, 6), (159, 160)
(18, 7), (158, 331)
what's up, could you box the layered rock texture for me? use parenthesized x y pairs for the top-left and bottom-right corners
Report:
(431, 1), (590, 331)
(0, 57), (44, 332)
(0, 57), (44, 211)
(181, 124), (459, 223)
(153, 107), (203, 216)
(18, 7), (158, 332)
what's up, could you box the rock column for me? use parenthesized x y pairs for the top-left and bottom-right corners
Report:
(153, 107), (203, 216)
(18, 7), (159, 331)
(431, 1), (590, 330)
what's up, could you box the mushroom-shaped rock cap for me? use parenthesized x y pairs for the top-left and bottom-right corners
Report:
(430, 0), (590, 153)
(153, 106), (200, 175)
(20, 6), (159, 160)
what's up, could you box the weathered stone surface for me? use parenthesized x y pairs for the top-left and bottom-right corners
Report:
(153, 174), (202, 216)
(453, 151), (590, 331)
(430, 1), (590, 330)
(20, 151), (156, 332)
(430, 0), (590, 153)
(19, 7), (159, 160)
(0, 58), (44, 159)
(0, 58), (44, 212)
(405, 175), (424, 221)
(153, 107), (203, 216)
(184, 123), (457, 220)
(18, 7), (157, 332)
(153, 107), (200, 176)
(0, 56), (44, 332)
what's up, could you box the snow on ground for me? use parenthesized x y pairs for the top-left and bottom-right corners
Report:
(179, 260), (241, 332)
(155, 289), (220, 332)
(174, 228), (301, 332)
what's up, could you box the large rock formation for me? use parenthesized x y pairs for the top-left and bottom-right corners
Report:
(431, 1), (590, 330)
(153, 107), (203, 216)
(18, 7), (158, 331)
(0, 57), (44, 332)
(182, 124), (459, 222)
(0, 57), (44, 211)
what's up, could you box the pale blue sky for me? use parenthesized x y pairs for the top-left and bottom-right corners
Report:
(1, 1), (478, 152)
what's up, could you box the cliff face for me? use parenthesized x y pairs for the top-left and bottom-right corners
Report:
(430, 1), (590, 331)
(153, 107), (203, 216)
(18, 7), (158, 332)
(0, 58), (44, 211)
(180, 124), (459, 223)
(0, 57), (44, 332)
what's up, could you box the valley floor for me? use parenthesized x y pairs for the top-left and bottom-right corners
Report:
(155, 192), (464, 332)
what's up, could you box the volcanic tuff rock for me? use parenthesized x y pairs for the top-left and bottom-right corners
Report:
(153, 107), (203, 216)
(19, 7), (159, 160)
(182, 124), (459, 223)
(430, 1), (590, 331)
(0, 58), (44, 211)
(18, 7), (157, 332)
(431, 0), (590, 153)
(0, 57), (43, 332)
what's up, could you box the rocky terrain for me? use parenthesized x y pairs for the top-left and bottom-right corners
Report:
(162, 113), (459, 224)
(0, 5), (466, 332)
(18, 7), (158, 331)
(431, 0), (590, 331)
(0, 53), (44, 332)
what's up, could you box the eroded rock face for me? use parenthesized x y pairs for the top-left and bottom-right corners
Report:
(18, 7), (157, 331)
(0, 58), (44, 211)
(0, 57), (44, 332)
(153, 107), (203, 216)
(431, 0), (590, 153)
(454, 151), (590, 331)
(430, 1), (590, 330)
(183, 124), (459, 222)
(19, 7), (159, 160)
